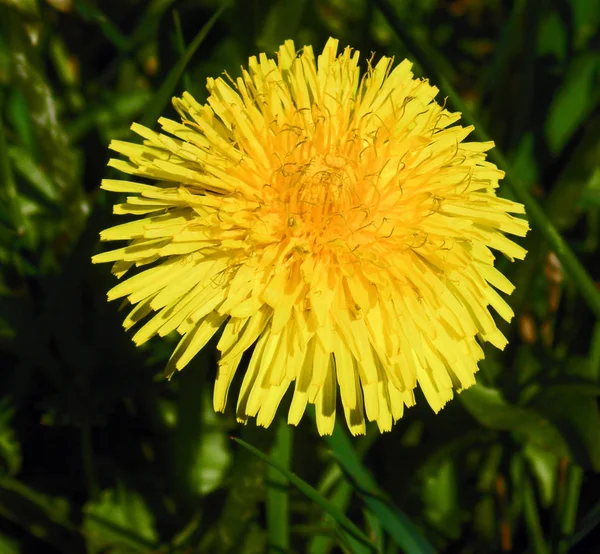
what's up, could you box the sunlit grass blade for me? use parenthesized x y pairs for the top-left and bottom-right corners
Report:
(140, 4), (229, 129)
(266, 418), (292, 553)
(318, 421), (435, 554)
(373, 0), (600, 321)
(232, 437), (377, 553)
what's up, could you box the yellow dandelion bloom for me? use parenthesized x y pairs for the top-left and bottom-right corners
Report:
(92, 38), (528, 436)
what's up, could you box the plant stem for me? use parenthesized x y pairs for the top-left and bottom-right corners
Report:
(267, 418), (292, 553)
(555, 462), (583, 554)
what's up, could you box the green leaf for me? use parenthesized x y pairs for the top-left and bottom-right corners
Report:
(140, 3), (230, 129)
(319, 419), (436, 554)
(7, 89), (37, 156)
(240, 523), (268, 554)
(523, 444), (558, 508)
(472, 496), (496, 545)
(173, 362), (231, 500)
(477, 444), (503, 493)
(590, 320), (600, 381)
(531, 386), (600, 470)
(571, 0), (600, 50)
(537, 10), (567, 62)
(0, 0), (38, 18)
(546, 53), (600, 154)
(544, 114), (600, 230)
(232, 436), (377, 553)
(511, 133), (539, 191)
(83, 484), (159, 553)
(0, 534), (20, 554)
(579, 168), (600, 209)
(460, 384), (570, 458)
(193, 389), (232, 496)
(197, 423), (272, 553)
(422, 458), (464, 539)
(2, 10), (84, 226)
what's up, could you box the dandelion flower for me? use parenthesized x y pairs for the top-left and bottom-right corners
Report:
(92, 38), (528, 436)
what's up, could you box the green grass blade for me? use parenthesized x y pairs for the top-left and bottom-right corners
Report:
(523, 476), (549, 554)
(373, 0), (600, 321)
(140, 4), (229, 129)
(0, 476), (79, 534)
(319, 422), (435, 554)
(129, 0), (179, 50)
(364, 509), (384, 553)
(232, 437), (377, 553)
(308, 434), (379, 554)
(172, 10), (192, 94)
(266, 419), (292, 553)
(197, 426), (271, 553)
(590, 320), (600, 381)
(73, 0), (129, 51)
(556, 464), (584, 554)
(307, 479), (355, 554)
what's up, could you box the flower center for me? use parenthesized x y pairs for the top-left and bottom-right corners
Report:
(292, 153), (355, 221)
(264, 151), (372, 251)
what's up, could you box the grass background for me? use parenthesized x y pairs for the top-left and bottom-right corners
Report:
(1, 0), (600, 552)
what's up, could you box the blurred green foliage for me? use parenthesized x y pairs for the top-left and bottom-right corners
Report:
(0, 0), (600, 552)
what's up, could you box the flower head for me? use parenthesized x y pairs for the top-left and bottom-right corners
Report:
(93, 38), (528, 435)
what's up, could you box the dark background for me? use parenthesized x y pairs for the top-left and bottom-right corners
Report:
(1, 0), (600, 552)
